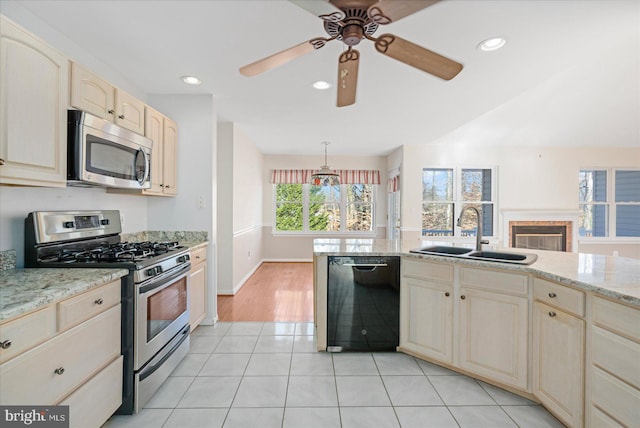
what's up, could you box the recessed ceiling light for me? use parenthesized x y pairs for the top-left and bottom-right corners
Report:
(312, 80), (332, 90)
(478, 37), (506, 52)
(181, 75), (202, 85)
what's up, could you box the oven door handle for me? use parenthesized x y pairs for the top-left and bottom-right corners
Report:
(138, 325), (190, 382)
(139, 263), (191, 295)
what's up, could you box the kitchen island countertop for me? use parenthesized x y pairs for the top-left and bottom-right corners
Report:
(313, 239), (640, 307)
(0, 268), (128, 322)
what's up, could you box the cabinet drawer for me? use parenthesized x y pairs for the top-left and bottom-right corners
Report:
(403, 259), (453, 283)
(190, 246), (207, 265)
(591, 325), (640, 389)
(57, 279), (120, 332)
(533, 277), (585, 317)
(592, 297), (640, 342)
(0, 305), (121, 405)
(460, 266), (528, 296)
(60, 355), (123, 428)
(0, 306), (55, 364)
(591, 366), (640, 428)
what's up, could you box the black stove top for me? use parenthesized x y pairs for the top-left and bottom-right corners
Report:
(38, 241), (184, 264)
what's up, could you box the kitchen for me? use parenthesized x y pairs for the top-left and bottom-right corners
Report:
(1, 1), (639, 427)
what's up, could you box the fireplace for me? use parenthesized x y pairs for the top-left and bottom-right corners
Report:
(509, 221), (572, 252)
(501, 210), (579, 252)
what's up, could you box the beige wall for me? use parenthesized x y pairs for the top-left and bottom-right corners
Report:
(399, 144), (640, 257)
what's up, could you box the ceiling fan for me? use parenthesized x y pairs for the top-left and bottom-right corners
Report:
(239, 0), (463, 107)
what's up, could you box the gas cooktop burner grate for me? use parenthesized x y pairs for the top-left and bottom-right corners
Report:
(37, 241), (185, 264)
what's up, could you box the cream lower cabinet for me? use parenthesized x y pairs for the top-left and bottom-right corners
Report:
(533, 301), (585, 427)
(189, 245), (208, 330)
(587, 296), (640, 427)
(458, 266), (529, 391)
(0, 16), (68, 187)
(533, 277), (585, 428)
(400, 260), (453, 363)
(0, 279), (123, 428)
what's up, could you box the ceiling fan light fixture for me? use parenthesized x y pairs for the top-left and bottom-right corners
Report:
(478, 37), (506, 52)
(311, 142), (340, 186)
(312, 80), (333, 90)
(181, 75), (202, 85)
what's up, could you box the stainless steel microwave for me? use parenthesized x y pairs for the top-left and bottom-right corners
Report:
(67, 110), (152, 189)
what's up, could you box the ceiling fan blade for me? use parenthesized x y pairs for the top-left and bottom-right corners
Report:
(289, 0), (345, 22)
(368, 0), (440, 24)
(374, 33), (462, 80)
(337, 49), (360, 107)
(239, 38), (330, 77)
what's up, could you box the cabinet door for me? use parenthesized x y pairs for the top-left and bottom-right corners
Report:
(189, 262), (207, 330)
(143, 107), (165, 195)
(162, 118), (178, 195)
(70, 62), (114, 120)
(0, 17), (68, 187)
(401, 277), (452, 363)
(458, 288), (528, 390)
(115, 89), (145, 134)
(533, 302), (584, 428)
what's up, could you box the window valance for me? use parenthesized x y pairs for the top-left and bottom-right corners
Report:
(271, 169), (381, 185)
(387, 175), (400, 193)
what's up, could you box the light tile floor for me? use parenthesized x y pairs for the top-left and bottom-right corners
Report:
(104, 322), (565, 428)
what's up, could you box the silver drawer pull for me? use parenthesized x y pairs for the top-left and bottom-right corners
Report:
(107, 109), (115, 115)
(548, 292), (557, 298)
(0, 340), (12, 349)
(54, 367), (65, 375)
(548, 311), (556, 317)
(118, 114), (125, 119)
(94, 298), (104, 305)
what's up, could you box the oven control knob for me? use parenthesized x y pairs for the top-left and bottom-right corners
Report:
(146, 268), (157, 277)
(100, 219), (110, 225)
(63, 221), (75, 228)
(177, 255), (190, 263)
(155, 266), (163, 274)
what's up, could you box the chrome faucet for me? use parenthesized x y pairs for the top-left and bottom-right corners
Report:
(457, 206), (489, 251)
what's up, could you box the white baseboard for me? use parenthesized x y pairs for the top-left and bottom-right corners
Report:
(262, 258), (313, 263)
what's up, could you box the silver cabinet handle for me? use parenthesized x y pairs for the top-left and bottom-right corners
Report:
(165, 185), (171, 189)
(445, 292), (450, 297)
(118, 114), (125, 119)
(94, 298), (103, 305)
(460, 295), (466, 300)
(54, 367), (65, 375)
(0, 340), (11, 349)
(107, 109), (115, 115)
(548, 292), (557, 298)
(548, 311), (556, 317)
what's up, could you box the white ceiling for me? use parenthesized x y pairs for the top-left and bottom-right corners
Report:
(8, 0), (640, 155)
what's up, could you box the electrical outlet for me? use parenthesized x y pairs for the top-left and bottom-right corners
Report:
(248, 251), (251, 259)
(613, 250), (619, 257)
(198, 195), (205, 209)
(120, 215), (125, 227)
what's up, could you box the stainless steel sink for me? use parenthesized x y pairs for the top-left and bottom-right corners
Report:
(467, 251), (538, 265)
(410, 246), (473, 256)
(410, 246), (538, 265)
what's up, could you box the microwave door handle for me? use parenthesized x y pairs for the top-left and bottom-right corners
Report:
(136, 148), (150, 185)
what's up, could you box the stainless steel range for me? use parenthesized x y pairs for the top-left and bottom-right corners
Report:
(24, 210), (191, 414)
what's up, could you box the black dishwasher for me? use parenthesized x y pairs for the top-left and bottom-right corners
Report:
(327, 256), (400, 352)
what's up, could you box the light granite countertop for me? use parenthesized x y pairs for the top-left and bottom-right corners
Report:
(0, 268), (128, 322)
(314, 238), (640, 307)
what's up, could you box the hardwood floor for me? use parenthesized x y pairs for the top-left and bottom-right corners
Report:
(217, 262), (314, 322)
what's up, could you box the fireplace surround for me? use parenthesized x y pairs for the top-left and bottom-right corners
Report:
(501, 211), (579, 252)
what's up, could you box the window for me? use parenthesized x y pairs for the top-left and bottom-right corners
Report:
(579, 169), (640, 237)
(274, 183), (375, 233)
(422, 167), (495, 237)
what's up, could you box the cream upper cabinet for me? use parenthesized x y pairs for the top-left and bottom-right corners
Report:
(533, 300), (585, 428)
(162, 117), (178, 195)
(142, 107), (177, 196)
(0, 15), (68, 187)
(400, 260), (453, 363)
(70, 62), (144, 134)
(189, 246), (208, 330)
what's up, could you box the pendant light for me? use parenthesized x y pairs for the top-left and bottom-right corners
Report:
(311, 141), (340, 186)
